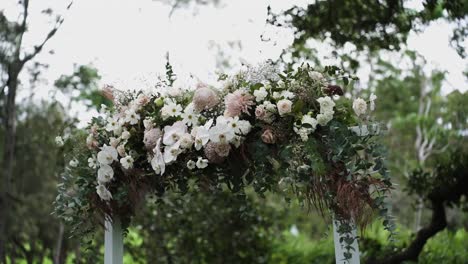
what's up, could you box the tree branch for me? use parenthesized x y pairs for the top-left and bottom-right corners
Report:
(20, 1), (73, 65)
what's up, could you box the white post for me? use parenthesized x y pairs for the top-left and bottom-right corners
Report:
(333, 219), (360, 264)
(331, 124), (380, 264)
(105, 217), (123, 264)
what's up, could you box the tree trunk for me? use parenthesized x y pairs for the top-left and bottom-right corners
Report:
(366, 198), (448, 264)
(0, 67), (20, 262)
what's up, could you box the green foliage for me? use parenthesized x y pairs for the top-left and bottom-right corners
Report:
(270, 0), (468, 58)
(270, 232), (335, 264)
(54, 65), (110, 110)
(361, 223), (468, 264)
(126, 191), (275, 263)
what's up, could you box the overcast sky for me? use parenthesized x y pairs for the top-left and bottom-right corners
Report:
(2, 0), (467, 122)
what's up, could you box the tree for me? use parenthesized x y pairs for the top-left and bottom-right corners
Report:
(362, 52), (468, 263)
(269, 0), (468, 60)
(0, 0), (72, 260)
(0, 64), (104, 263)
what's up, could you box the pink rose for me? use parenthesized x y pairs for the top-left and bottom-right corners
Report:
(261, 129), (276, 144)
(255, 105), (266, 119)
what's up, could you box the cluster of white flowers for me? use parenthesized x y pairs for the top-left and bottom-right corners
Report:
(353, 93), (377, 117)
(243, 61), (280, 84)
(294, 113), (318, 142)
(293, 96), (336, 141)
(149, 114), (252, 175)
(94, 145), (118, 200)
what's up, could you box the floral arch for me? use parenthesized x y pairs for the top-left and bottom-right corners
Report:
(55, 62), (394, 263)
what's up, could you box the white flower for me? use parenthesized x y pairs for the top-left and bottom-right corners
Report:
(272, 92), (282, 99)
(281, 90), (295, 99)
(253, 87), (268, 102)
(237, 120), (251, 135)
(296, 127), (311, 142)
(209, 122), (235, 144)
(301, 115), (317, 130)
(161, 101), (182, 120)
(151, 139), (165, 175)
(263, 101), (277, 112)
(309, 71), (324, 81)
(196, 157), (208, 169)
(69, 159), (79, 167)
(105, 116), (121, 132)
(55, 136), (64, 146)
(109, 137), (120, 148)
(86, 134), (95, 146)
(277, 99), (292, 116)
(121, 130), (131, 140)
(181, 104), (199, 126)
(120, 155), (134, 169)
(163, 142), (182, 163)
(317, 96), (335, 113)
(97, 145), (118, 165)
(124, 109), (140, 125)
(96, 184), (112, 201)
(191, 119), (213, 150)
(187, 160), (196, 170)
(232, 135), (242, 148)
(163, 121), (187, 146)
(100, 104), (108, 113)
(88, 157), (97, 169)
(316, 111), (334, 126)
(143, 118), (153, 130)
(353, 98), (367, 116)
(117, 144), (126, 157)
(370, 93), (377, 111)
(97, 164), (114, 183)
(179, 133), (193, 149)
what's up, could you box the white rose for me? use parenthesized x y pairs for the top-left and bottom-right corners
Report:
(316, 111), (334, 126)
(277, 99), (292, 116)
(280, 90), (295, 99)
(253, 87), (268, 102)
(317, 96), (335, 113)
(353, 98), (367, 116)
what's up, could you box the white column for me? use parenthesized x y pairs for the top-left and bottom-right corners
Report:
(331, 124), (376, 264)
(105, 217), (123, 264)
(333, 219), (360, 264)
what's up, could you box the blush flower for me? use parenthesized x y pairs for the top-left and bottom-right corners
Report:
(277, 99), (292, 116)
(261, 129), (276, 144)
(193, 86), (219, 112)
(224, 89), (255, 117)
